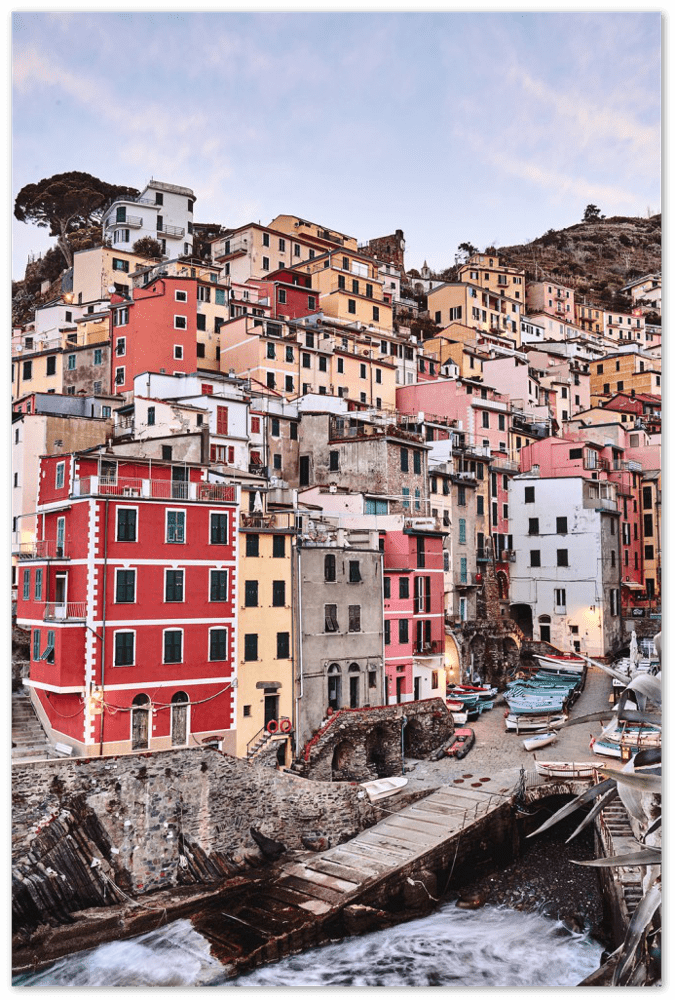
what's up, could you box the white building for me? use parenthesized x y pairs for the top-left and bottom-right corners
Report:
(508, 475), (622, 657)
(101, 180), (196, 258)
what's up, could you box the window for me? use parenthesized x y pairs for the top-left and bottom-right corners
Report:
(524, 486), (535, 503)
(383, 576), (391, 599)
(644, 514), (653, 537)
(528, 518), (539, 535)
(116, 569), (136, 603)
(272, 580), (285, 607)
(324, 553), (336, 582)
(164, 630), (183, 664)
(348, 605), (361, 632)
(262, 256), (270, 271)
(530, 550), (541, 567)
(348, 299), (356, 314)
(55, 462), (65, 489)
(246, 533), (259, 557)
(210, 513), (228, 544)
(174, 315), (187, 329)
(458, 486), (466, 507)
(349, 560), (361, 583)
(400, 448), (409, 472)
(302, 352), (311, 368)
(413, 451), (421, 474)
(166, 510), (185, 543)
(557, 549), (569, 567)
(482, 411), (490, 428)
(210, 570), (228, 602)
(644, 545), (654, 561)
(33, 629), (41, 661)
(399, 577), (409, 599)
(22, 568), (31, 601)
(459, 518), (466, 544)
(554, 588), (566, 611)
(384, 620), (391, 645)
(174, 345), (183, 360)
(34, 567), (43, 602)
(262, 232), (270, 247)
(46, 355), (56, 376)
(117, 508), (137, 542)
(556, 516), (568, 533)
(325, 604), (339, 632)
(245, 580), (259, 607)
(165, 570), (184, 602)
(67, 353), (76, 370)
(175, 289), (188, 302)
(360, 363), (366, 379)
(23, 360), (32, 380)
(114, 631), (135, 666)
(329, 451), (339, 472)
(398, 619), (409, 643)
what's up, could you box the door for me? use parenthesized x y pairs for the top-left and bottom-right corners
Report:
(54, 573), (67, 619)
(172, 465), (188, 500)
(131, 696), (150, 750)
(540, 625), (551, 643)
(56, 517), (65, 558)
(264, 692), (279, 728)
(396, 676), (404, 704)
(171, 693), (188, 746)
(327, 667), (341, 712)
(299, 456), (310, 487)
(413, 676), (421, 701)
(349, 668), (360, 709)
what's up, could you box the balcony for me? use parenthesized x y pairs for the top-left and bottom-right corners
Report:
(157, 223), (185, 239)
(248, 463), (267, 476)
(16, 539), (69, 560)
(113, 416), (134, 437)
(414, 639), (443, 656)
(43, 602), (87, 622)
(476, 548), (489, 562)
(74, 477), (236, 503)
(240, 513), (278, 529)
(501, 550), (517, 562)
(105, 215), (143, 230)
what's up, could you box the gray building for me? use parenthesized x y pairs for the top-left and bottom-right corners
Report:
(295, 519), (385, 746)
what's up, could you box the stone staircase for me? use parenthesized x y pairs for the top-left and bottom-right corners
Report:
(601, 799), (645, 917)
(11, 692), (51, 763)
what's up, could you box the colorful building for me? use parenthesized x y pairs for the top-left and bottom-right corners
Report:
(15, 451), (239, 756)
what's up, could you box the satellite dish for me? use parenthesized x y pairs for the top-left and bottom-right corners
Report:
(107, 285), (116, 294)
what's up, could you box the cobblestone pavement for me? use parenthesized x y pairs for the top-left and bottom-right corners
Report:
(400, 664), (615, 795)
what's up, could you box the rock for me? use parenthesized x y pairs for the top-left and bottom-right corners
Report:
(301, 834), (330, 853)
(249, 827), (285, 861)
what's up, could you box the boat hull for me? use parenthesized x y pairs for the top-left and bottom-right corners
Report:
(534, 760), (598, 779)
(523, 732), (557, 751)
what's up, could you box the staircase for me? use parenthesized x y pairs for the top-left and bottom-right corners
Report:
(11, 691), (51, 763)
(247, 730), (273, 760)
(601, 799), (646, 918)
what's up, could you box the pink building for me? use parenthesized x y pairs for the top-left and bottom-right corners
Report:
(382, 527), (445, 704)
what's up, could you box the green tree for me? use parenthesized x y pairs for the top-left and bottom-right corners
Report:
(14, 171), (138, 269)
(132, 236), (164, 259)
(583, 204), (604, 222)
(458, 241), (478, 257)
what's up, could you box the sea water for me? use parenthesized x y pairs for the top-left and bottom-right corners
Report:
(15, 902), (603, 988)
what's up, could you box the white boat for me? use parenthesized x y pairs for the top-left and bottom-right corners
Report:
(534, 654), (585, 674)
(504, 713), (567, 733)
(590, 738), (634, 760)
(450, 711), (468, 725)
(522, 731), (557, 752)
(360, 776), (408, 802)
(534, 760), (598, 780)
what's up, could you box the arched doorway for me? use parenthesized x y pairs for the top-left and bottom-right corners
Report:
(171, 692), (189, 747)
(509, 603), (533, 638)
(538, 615), (551, 644)
(131, 694), (150, 750)
(366, 725), (389, 777)
(331, 740), (356, 780)
(327, 663), (341, 712)
(403, 718), (425, 759)
(348, 663), (360, 709)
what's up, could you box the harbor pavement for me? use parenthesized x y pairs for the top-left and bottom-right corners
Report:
(399, 664), (615, 795)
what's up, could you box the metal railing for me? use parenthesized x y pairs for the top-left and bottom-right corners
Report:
(413, 640), (443, 655)
(43, 602), (87, 621)
(158, 223), (185, 239)
(74, 477), (236, 503)
(105, 215), (143, 230)
(16, 539), (68, 560)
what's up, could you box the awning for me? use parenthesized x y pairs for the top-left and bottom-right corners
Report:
(621, 580), (645, 590)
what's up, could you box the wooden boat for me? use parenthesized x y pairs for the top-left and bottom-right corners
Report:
(450, 712), (469, 726)
(534, 654), (585, 674)
(522, 731), (557, 751)
(506, 699), (566, 715)
(504, 713), (567, 733)
(534, 760), (598, 779)
(590, 738), (638, 760)
(444, 728), (475, 759)
(450, 684), (498, 700)
(360, 776), (408, 802)
(601, 725), (661, 748)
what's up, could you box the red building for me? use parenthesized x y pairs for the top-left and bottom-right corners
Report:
(16, 451), (239, 756)
(251, 268), (320, 321)
(111, 276), (203, 394)
(382, 524), (445, 704)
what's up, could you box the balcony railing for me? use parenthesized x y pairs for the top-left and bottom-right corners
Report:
(414, 639), (443, 656)
(158, 223), (185, 239)
(16, 539), (68, 560)
(105, 215), (143, 230)
(240, 513), (278, 529)
(74, 477), (236, 503)
(43, 602), (87, 621)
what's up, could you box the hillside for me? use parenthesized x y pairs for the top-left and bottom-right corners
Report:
(495, 214), (661, 310)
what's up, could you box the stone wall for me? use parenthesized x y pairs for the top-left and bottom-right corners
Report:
(12, 747), (379, 930)
(295, 698), (454, 782)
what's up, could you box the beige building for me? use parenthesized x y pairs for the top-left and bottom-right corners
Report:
(590, 351), (661, 403)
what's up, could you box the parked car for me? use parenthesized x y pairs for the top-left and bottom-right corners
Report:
(444, 728), (475, 759)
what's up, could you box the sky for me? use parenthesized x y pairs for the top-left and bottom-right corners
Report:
(11, 10), (662, 281)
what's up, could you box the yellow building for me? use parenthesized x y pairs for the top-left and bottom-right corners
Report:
(641, 471), (661, 605)
(234, 504), (296, 762)
(300, 250), (394, 333)
(219, 316), (398, 409)
(458, 253), (526, 305)
(269, 214), (358, 252)
(72, 246), (159, 305)
(428, 279), (521, 344)
(590, 352), (662, 403)
(575, 303), (605, 335)
(424, 330), (487, 380)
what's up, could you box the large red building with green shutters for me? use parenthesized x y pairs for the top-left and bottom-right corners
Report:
(15, 450), (239, 756)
